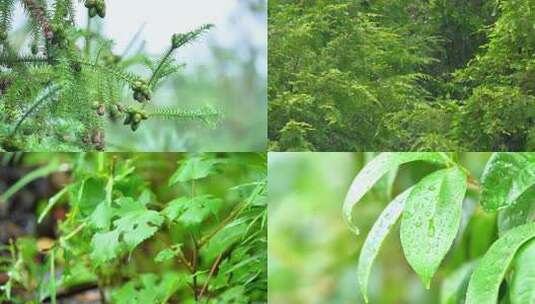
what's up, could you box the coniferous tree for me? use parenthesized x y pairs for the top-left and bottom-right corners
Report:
(0, 0), (220, 151)
(269, 0), (535, 151)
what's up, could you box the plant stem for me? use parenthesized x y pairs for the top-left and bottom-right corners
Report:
(198, 201), (248, 248)
(85, 10), (91, 56)
(148, 46), (174, 88)
(198, 252), (224, 299)
(190, 233), (199, 301)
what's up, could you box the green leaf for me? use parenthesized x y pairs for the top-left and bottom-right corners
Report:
(90, 230), (120, 265)
(113, 199), (164, 251)
(510, 239), (535, 304)
(111, 273), (186, 304)
(358, 187), (412, 303)
(468, 212), (497, 259)
(466, 222), (535, 304)
(78, 177), (107, 216)
(162, 195), (222, 227)
(400, 167), (467, 287)
(343, 152), (452, 234)
(364, 152), (398, 201)
(49, 248), (56, 304)
(154, 248), (177, 263)
(90, 197), (164, 264)
(498, 187), (535, 236)
(202, 220), (249, 263)
(0, 160), (61, 205)
(89, 202), (113, 230)
(168, 156), (221, 185)
(481, 153), (535, 211)
(440, 261), (476, 304)
(38, 186), (69, 224)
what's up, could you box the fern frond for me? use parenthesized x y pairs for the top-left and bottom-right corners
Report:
(10, 84), (60, 137)
(171, 24), (214, 50)
(0, 53), (48, 66)
(148, 105), (221, 128)
(77, 58), (139, 85)
(148, 24), (213, 88)
(0, 0), (15, 35)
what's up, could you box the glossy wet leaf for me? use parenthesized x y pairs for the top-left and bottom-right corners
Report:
(498, 187), (535, 236)
(358, 187), (412, 303)
(510, 239), (535, 304)
(481, 153), (535, 211)
(440, 261), (476, 304)
(466, 222), (535, 304)
(343, 152), (452, 234)
(400, 167), (467, 287)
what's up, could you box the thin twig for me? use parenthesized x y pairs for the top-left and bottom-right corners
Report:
(191, 233), (199, 301)
(198, 201), (248, 248)
(198, 252), (224, 299)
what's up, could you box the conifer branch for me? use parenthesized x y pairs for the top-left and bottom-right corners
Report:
(9, 85), (60, 137)
(21, 0), (54, 41)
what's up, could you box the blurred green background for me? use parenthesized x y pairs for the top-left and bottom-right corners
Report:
(268, 153), (493, 304)
(104, 0), (267, 152)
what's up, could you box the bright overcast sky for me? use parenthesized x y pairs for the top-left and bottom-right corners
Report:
(14, 1), (266, 68)
(81, 0), (239, 54)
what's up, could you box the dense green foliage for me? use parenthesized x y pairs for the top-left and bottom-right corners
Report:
(269, 152), (535, 303)
(0, 0), (220, 152)
(269, 0), (535, 151)
(0, 153), (267, 303)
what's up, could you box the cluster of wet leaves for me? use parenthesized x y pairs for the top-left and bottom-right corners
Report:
(344, 152), (535, 303)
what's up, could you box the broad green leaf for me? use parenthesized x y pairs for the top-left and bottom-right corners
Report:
(358, 187), (412, 303)
(89, 202), (113, 230)
(481, 153), (535, 211)
(168, 156), (221, 185)
(364, 152), (398, 201)
(343, 152), (452, 234)
(90, 197), (164, 264)
(90, 230), (120, 265)
(440, 261), (476, 304)
(113, 203), (164, 252)
(510, 239), (535, 304)
(162, 195), (222, 227)
(400, 167), (467, 287)
(498, 187), (535, 236)
(78, 177), (107, 215)
(466, 222), (535, 304)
